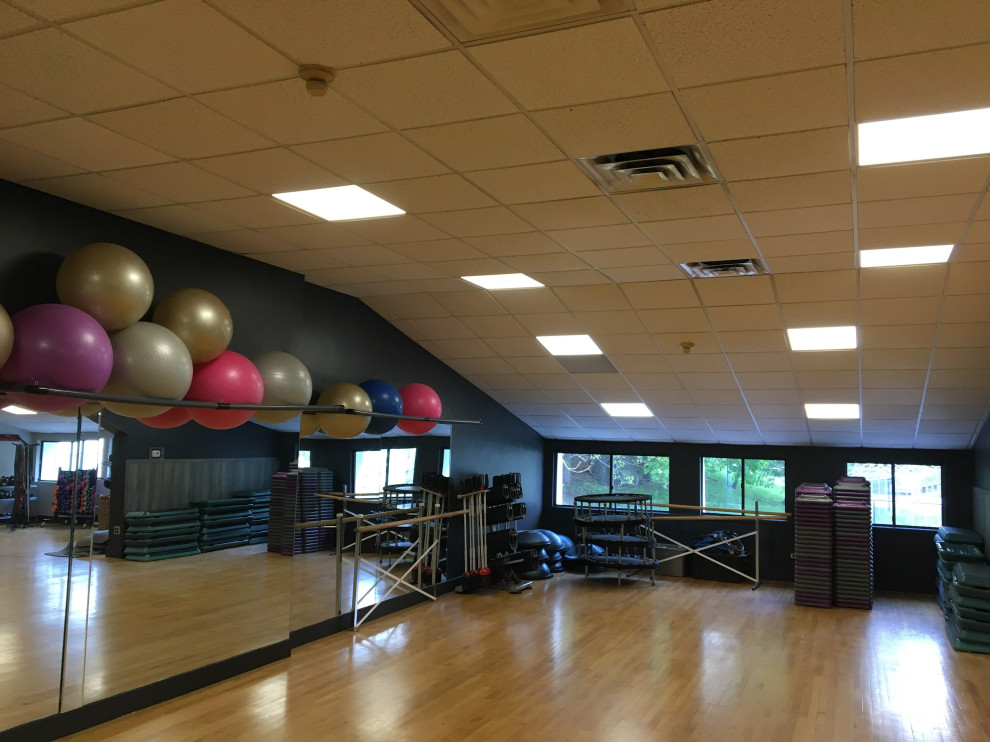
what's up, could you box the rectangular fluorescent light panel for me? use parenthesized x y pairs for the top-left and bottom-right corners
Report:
(787, 326), (857, 351)
(858, 107), (990, 166)
(859, 245), (953, 268)
(805, 403), (860, 420)
(2, 405), (37, 415)
(536, 334), (603, 356)
(462, 273), (544, 290)
(272, 185), (404, 221)
(601, 402), (652, 418)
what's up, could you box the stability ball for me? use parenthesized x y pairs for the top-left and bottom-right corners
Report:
(139, 407), (191, 429)
(56, 243), (154, 331)
(0, 303), (13, 369)
(101, 322), (193, 417)
(252, 351), (312, 424)
(0, 304), (113, 412)
(50, 402), (104, 418)
(316, 383), (371, 439)
(299, 413), (320, 438)
(152, 288), (233, 364)
(360, 379), (402, 436)
(185, 351), (264, 430)
(396, 383), (441, 434)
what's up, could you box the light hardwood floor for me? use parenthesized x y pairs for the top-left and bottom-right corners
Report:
(60, 573), (989, 742)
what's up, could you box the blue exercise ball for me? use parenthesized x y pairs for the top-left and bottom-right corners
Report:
(360, 379), (402, 435)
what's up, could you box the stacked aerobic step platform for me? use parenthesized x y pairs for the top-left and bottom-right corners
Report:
(193, 498), (252, 552)
(268, 467), (334, 556)
(935, 526), (990, 653)
(935, 526), (984, 609)
(232, 488), (271, 544)
(124, 509), (201, 562)
(793, 483), (834, 607)
(832, 476), (873, 610)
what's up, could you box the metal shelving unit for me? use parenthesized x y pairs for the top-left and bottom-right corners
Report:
(573, 493), (656, 585)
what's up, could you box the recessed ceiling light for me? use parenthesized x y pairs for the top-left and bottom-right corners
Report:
(858, 107), (990, 166)
(272, 185), (404, 222)
(536, 334), (603, 356)
(859, 245), (953, 268)
(2, 405), (37, 415)
(601, 402), (652, 418)
(787, 326), (857, 351)
(461, 273), (544, 290)
(805, 403), (860, 420)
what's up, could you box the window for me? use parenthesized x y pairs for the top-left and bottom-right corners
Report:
(846, 462), (941, 527)
(702, 457), (785, 514)
(39, 439), (105, 481)
(555, 453), (669, 508)
(297, 449), (311, 468)
(441, 448), (450, 478)
(353, 448), (417, 494)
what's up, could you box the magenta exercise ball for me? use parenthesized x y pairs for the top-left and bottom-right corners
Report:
(0, 303), (13, 369)
(56, 242), (154, 331)
(0, 304), (113, 412)
(185, 351), (263, 430)
(139, 407), (191, 429)
(397, 383), (441, 435)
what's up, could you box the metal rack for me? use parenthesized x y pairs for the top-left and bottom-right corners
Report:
(573, 493), (656, 585)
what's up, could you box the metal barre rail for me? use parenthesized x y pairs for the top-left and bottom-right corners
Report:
(356, 509), (468, 533)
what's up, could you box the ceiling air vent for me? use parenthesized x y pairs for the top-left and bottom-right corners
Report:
(578, 144), (720, 194)
(680, 258), (769, 278)
(420, 0), (633, 43)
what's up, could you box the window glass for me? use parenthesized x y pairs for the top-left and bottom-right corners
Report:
(555, 453), (610, 506)
(297, 449), (311, 468)
(612, 455), (670, 509)
(703, 457), (742, 512)
(893, 464), (941, 528)
(387, 448), (417, 485)
(40, 440), (104, 481)
(744, 458), (786, 513)
(441, 449), (450, 478)
(847, 462), (894, 525)
(354, 449), (387, 494)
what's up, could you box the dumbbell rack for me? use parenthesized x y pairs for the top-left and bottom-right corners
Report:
(487, 473), (531, 593)
(573, 493), (656, 585)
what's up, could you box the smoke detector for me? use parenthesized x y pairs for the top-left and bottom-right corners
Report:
(299, 64), (335, 97)
(680, 258), (769, 278)
(578, 144), (720, 194)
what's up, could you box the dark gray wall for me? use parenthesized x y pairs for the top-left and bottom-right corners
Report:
(972, 420), (990, 542)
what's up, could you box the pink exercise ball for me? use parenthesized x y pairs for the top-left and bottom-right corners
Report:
(397, 383), (441, 435)
(185, 351), (263, 430)
(139, 407), (191, 429)
(0, 304), (113, 412)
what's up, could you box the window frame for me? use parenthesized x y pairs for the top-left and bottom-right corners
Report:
(352, 447), (418, 493)
(701, 456), (786, 515)
(38, 438), (106, 482)
(553, 452), (670, 509)
(845, 461), (943, 529)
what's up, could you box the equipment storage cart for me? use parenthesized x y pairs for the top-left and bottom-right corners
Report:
(573, 493), (656, 585)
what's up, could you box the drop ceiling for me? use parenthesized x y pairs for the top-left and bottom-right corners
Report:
(1, 0), (989, 449)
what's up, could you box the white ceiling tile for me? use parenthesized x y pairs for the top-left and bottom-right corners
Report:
(505, 356), (566, 375)
(534, 93), (693, 157)
(372, 293), (451, 319)
(612, 354), (670, 373)
(258, 222), (371, 249)
(941, 294), (990, 324)
(193, 229), (298, 255)
(643, 0), (844, 87)
(510, 196), (627, 230)
(388, 239), (484, 263)
(652, 331), (722, 356)
(420, 206), (531, 237)
(857, 158), (990, 202)
(859, 195), (978, 229)
(432, 293), (509, 321)
(0, 82), (66, 128)
(790, 350), (858, 371)
(719, 330), (788, 353)
(859, 265), (947, 299)
(660, 239), (757, 265)
(0, 138), (83, 180)
(333, 51), (515, 129)
(489, 287), (566, 314)
(861, 324), (936, 349)
(638, 308), (711, 333)
(708, 304), (781, 331)
(967, 221), (990, 244)
(672, 430), (719, 443)
(641, 215), (748, 244)
(429, 257), (513, 277)
(554, 284), (631, 312)
(576, 246), (669, 269)
(858, 223), (969, 250)
(431, 337), (497, 358)
(5, 0), (138, 21)
(530, 269), (611, 286)
(23, 172), (169, 211)
(251, 249), (348, 272)
(683, 66), (847, 141)
(922, 405), (982, 420)
(193, 148), (343, 194)
(293, 132), (449, 183)
(862, 369), (927, 389)
(762, 432), (812, 445)
(89, 98), (273, 159)
(514, 312), (585, 336)
(913, 434), (976, 449)
(744, 204), (853, 237)
(730, 171), (852, 212)
(695, 275), (776, 306)
(768, 253), (855, 274)
(502, 252), (591, 273)
(780, 300), (858, 328)
(758, 230), (853, 257)
(620, 280), (699, 310)
(404, 114), (562, 171)
(406, 316), (476, 340)
(191, 196), (318, 229)
(861, 297), (941, 326)
(774, 270), (857, 303)
(862, 349), (931, 370)
(861, 433), (913, 447)
(197, 80), (387, 146)
(464, 232), (562, 257)
(365, 175), (496, 214)
(709, 127), (849, 181)
(797, 370), (858, 389)
(727, 352), (792, 373)
(613, 185), (735, 222)
(210, 0), (450, 66)
(106, 162), (253, 203)
(800, 388), (859, 404)
(936, 323), (990, 348)
(471, 18), (667, 110)
(340, 215), (450, 244)
(67, 0), (293, 93)
(576, 310), (648, 335)
(852, 0), (990, 59)
(115, 203), (240, 234)
(318, 245), (414, 267)
(933, 347), (990, 370)
(547, 224), (648, 251)
(735, 371), (796, 389)
(666, 354), (730, 374)
(0, 1), (37, 33)
(753, 415), (808, 428)
(1, 117), (171, 170)
(924, 388), (989, 405)
(596, 334), (660, 355)
(573, 372), (633, 391)
(465, 160), (600, 204)
(746, 389), (803, 404)
(601, 265), (686, 283)
(0, 28), (175, 113)
(862, 420), (917, 434)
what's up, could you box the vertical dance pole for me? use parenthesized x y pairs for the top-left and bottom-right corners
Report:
(334, 513), (343, 617)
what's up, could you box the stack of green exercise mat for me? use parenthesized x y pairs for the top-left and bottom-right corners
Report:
(231, 488), (270, 545)
(935, 526), (985, 609)
(193, 498), (253, 552)
(124, 509), (202, 561)
(934, 526), (990, 654)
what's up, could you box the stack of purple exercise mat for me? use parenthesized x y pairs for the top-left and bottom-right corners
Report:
(794, 483), (834, 608)
(832, 476), (874, 610)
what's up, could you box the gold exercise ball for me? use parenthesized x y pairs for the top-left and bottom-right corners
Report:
(102, 322), (194, 418)
(253, 351), (313, 424)
(0, 303), (12, 369)
(316, 383), (371, 439)
(299, 413), (320, 438)
(152, 288), (233, 364)
(50, 402), (104, 418)
(56, 243), (154, 331)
